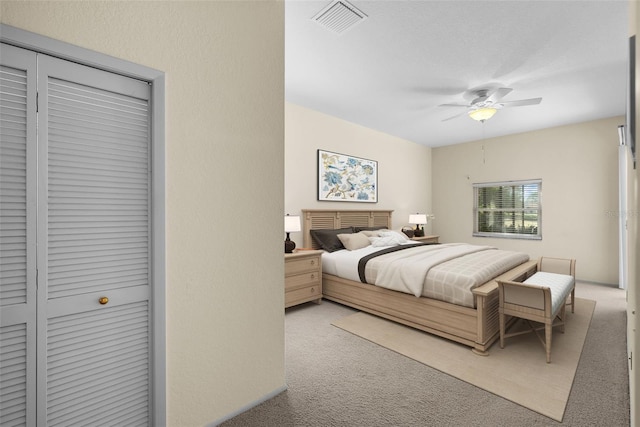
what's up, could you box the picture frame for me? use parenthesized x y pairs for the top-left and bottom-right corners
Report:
(317, 149), (377, 203)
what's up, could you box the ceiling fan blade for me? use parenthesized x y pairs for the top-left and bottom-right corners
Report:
(498, 97), (542, 108)
(438, 103), (470, 108)
(442, 111), (468, 122)
(486, 87), (513, 104)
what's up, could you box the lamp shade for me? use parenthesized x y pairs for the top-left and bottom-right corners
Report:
(284, 215), (301, 232)
(409, 214), (427, 225)
(468, 107), (497, 122)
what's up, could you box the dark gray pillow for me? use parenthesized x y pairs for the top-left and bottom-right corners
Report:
(310, 227), (353, 252)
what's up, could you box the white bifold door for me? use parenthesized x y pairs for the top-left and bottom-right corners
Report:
(1, 43), (154, 426)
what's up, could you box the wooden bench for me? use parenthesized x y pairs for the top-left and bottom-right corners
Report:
(497, 257), (576, 363)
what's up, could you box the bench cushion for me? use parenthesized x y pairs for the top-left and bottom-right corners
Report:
(523, 271), (575, 315)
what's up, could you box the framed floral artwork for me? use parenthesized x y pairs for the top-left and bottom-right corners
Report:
(317, 149), (377, 203)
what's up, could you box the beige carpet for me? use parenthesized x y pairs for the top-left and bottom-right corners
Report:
(331, 298), (595, 422)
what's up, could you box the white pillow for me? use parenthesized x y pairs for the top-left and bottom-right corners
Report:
(369, 231), (409, 247)
(361, 229), (388, 238)
(385, 230), (411, 241)
(337, 232), (371, 251)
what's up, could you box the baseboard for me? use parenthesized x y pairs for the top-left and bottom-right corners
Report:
(576, 279), (621, 288)
(208, 384), (288, 426)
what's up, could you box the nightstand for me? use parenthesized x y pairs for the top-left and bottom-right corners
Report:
(411, 235), (440, 244)
(284, 250), (323, 308)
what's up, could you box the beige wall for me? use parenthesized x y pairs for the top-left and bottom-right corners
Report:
(432, 116), (623, 284)
(1, 1), (285, 426)
(285, 102), (433, 245)
(285, 103), (621, 284)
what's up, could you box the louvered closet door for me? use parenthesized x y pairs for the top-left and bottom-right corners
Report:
(37, 55), (152, 426)
(0, 44), (37, 427)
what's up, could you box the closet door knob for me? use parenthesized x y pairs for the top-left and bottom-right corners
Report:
(98, 297), (109, 305)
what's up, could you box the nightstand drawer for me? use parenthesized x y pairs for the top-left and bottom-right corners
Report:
(285, 271), (320, 291)
(285, 255), (321, 276)
(285, 284), (322, 307)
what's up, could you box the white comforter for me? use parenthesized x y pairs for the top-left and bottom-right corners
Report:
(323, 243), (530, 308)
(365, 243), (491, 297)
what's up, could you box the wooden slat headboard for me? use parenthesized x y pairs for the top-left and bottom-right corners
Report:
(302, 209), (393, 249)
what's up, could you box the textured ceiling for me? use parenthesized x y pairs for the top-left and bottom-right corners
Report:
(285, 0), (629, 147)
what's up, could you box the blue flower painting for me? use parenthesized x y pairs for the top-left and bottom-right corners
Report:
(317, 150), (377, 203)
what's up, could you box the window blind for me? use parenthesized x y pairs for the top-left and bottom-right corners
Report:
(473, 179), (542, 239)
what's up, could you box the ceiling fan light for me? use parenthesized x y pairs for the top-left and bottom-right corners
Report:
(468, 107), (497, 122)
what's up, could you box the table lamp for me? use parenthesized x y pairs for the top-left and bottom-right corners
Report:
(284, 214), (301, 253)
(409, 213), (427, 237)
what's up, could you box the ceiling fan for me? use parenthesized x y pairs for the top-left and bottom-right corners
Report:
(439, 87), (542, 122)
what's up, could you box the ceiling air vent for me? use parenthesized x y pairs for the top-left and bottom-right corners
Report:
(312, 0), (367, 35)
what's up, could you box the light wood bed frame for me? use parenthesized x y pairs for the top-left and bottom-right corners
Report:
(302, 209), (538, 355)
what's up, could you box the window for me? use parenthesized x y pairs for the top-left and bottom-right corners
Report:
(473, 180), (542, 240)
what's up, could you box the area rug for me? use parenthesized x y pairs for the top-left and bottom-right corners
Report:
(331, 298), (595, 422)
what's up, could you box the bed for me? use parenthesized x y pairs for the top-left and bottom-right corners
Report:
(302, 209), (538, 355)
